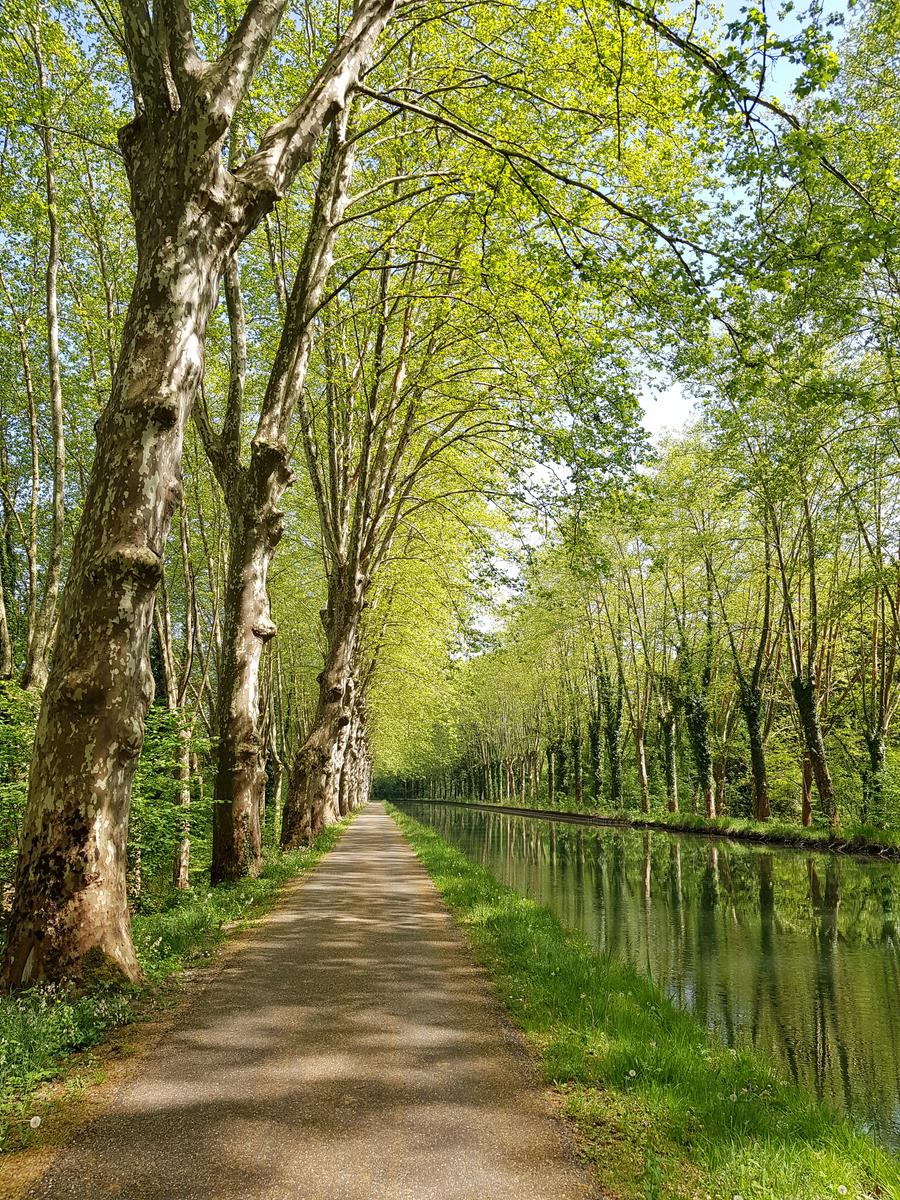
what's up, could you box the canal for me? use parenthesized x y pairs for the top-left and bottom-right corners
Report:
(400, 800), (900, 1149)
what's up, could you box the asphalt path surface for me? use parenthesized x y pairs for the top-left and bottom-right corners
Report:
(29, 802), (591, 1199)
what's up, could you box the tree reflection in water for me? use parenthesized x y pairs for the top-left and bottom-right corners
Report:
(405, 801), (900, 1148)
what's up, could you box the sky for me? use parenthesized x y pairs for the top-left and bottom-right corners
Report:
(640, 382), (696, 443)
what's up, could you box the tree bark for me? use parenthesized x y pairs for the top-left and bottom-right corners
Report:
(599, 668), (622, 808)
(23, 22), (65, 691)
(801, 756), (813, 827)
(587, 711), (602, 800)
(684, 691), (716, 818)
(281, 567), (362, 847)
(634, 722), (650, 814)
(570, 724), (583, 807)
(862, 728), (886, 823)
(791, 675), (838, 828)
(660, 707), (678, 813)
(741, 684), (770, 821)
(209, 492), (280, 880)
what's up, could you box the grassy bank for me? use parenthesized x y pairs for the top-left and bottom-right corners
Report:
(404, 796), (900, 860)
(0, 818), (350, 1153)
(388, 804), (899, 1200)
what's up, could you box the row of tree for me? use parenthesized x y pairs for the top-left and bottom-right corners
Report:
(0, 0), (894, 986)
(382, 0), (900, 832)
(394, 383), (900, 831)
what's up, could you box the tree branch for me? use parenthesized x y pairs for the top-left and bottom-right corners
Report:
(209, 0), (287, 121)
(236, 0), (395, 200)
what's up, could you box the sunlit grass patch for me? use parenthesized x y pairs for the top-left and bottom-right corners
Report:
(388, 804), (900, 1200)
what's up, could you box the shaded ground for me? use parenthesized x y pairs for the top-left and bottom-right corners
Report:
(26, 803), (592, 1199)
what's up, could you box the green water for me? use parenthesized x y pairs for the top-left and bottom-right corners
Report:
(401, 800), (900, 1149)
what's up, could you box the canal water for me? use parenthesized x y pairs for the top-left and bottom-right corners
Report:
(400, 800), (900, 1148)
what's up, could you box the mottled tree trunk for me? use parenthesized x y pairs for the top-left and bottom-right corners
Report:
(741, 686), (770, 821)
(660, 708), (678, 813)
(281, 571), (362, 848)
(546, 744), (555, 806)
(339, 710), (368, 814)
(172, 727), (193, 890)
(634, 722), (650, 814)
(791, 675), (838, 828)
(207, 124), (354, 881)
(2, 217), (225, 984)
(210, 498), (280, 881)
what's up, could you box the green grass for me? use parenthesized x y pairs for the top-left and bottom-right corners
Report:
(0, 819), (350, 1152)
(388, 803), (900, 1200)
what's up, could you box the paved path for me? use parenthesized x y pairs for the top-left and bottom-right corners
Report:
(30, 803), (591, 1199)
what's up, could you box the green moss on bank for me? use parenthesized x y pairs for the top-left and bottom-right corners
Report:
(0, 819), (350, 1153)
(388, 804), (900, 1200)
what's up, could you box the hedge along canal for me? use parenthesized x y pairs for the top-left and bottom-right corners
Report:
(392, 799), (900, 1163)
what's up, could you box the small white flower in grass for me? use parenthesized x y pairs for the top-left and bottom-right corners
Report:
(838, 1188), (848, 1196)
(628, 1069), (636, 1078)
(733, 1194), (743, 1200)
(29, 1116), (41, 1129)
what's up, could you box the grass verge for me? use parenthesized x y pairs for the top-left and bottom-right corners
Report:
(388, 803), (900, 1200)
(0, 818), (351, 1154)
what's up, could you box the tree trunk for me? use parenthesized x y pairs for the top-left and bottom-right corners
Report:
(210, 495), (280, 882)
(587, 712), (602, 800)
(546, 744), (555, 806)
(802, 756), (813, 827)
(570, 725), (583, 807)
(634, 723), (650, 814)
(684, 692), (716, 819)
(603, 703), (622, 809)
(281, 568), (361, 848)
(791, 675), (838, 828)
(661, 709), (678, 813)
(862, 728), (886, 823)
(270, 723), (285, 835)
(172, 727), (193, 890)
(1, 208), (228, 985)
(0, 568), (12, 679)
(23, 24), (65, 691)
(207, 122), (354, 881)
(554, 740), (567, 795)
(338, 720), (358, 816)
(742, 686), (770, 821)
